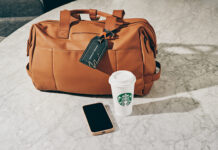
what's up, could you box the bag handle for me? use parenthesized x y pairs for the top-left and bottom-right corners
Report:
(143, 61), (161, 83)
(70, 9), (125, 20)
(58, 9), (125, 39)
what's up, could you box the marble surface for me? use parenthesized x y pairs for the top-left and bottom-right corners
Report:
(0, 0), (218, 150)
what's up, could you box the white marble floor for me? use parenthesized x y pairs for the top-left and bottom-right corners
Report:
(0, 0), (218, 150)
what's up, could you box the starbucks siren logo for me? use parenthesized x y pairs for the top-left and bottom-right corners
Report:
(117, 93), (132, 106)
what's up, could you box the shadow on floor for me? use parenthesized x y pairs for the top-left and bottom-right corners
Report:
(105, 105), (119, 132)
(42, 90), (112, 98)
(146, 43), (218, 98)
(131, 97), (199, 116)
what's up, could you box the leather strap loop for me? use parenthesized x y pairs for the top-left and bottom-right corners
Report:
(105, 10), (125, 31)
(89, 9), (100, 20)
(113, 10), (125, 19)
(105, 16), (118, 31)
(144, 61), (161, 83)
(58, 10), (72, 38)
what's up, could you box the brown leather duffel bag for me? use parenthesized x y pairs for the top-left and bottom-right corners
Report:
(26, 9), (161, 96)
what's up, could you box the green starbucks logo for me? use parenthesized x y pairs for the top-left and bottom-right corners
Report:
(117, 93), (132, 106)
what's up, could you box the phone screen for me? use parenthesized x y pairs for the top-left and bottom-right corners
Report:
(83, 103), (113, 132)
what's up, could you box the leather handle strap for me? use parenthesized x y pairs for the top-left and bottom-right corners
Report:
(68, 9), (107, 22)
(144, 61), (161, 83)
(58, 9), (125, 39)
(69, 9), (125, 19)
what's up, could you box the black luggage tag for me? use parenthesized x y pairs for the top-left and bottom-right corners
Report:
(80, 36), (108, 69)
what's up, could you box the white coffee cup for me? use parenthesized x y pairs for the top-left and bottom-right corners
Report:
(109, 70), (136, 116)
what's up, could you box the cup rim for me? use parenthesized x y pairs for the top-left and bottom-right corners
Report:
(109, 70), (136, 86)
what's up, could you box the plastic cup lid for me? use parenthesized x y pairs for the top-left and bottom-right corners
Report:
(109, 70), (136, 86)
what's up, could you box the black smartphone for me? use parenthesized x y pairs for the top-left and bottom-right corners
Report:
(82, 103), (114, 135)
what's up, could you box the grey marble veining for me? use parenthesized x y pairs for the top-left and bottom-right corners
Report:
(0, 0), (218, 150)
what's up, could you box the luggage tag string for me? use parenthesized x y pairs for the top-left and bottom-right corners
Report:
(98, 29), (116, 43)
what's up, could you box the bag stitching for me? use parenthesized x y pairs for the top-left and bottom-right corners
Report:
(51, 48), (57, 90)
